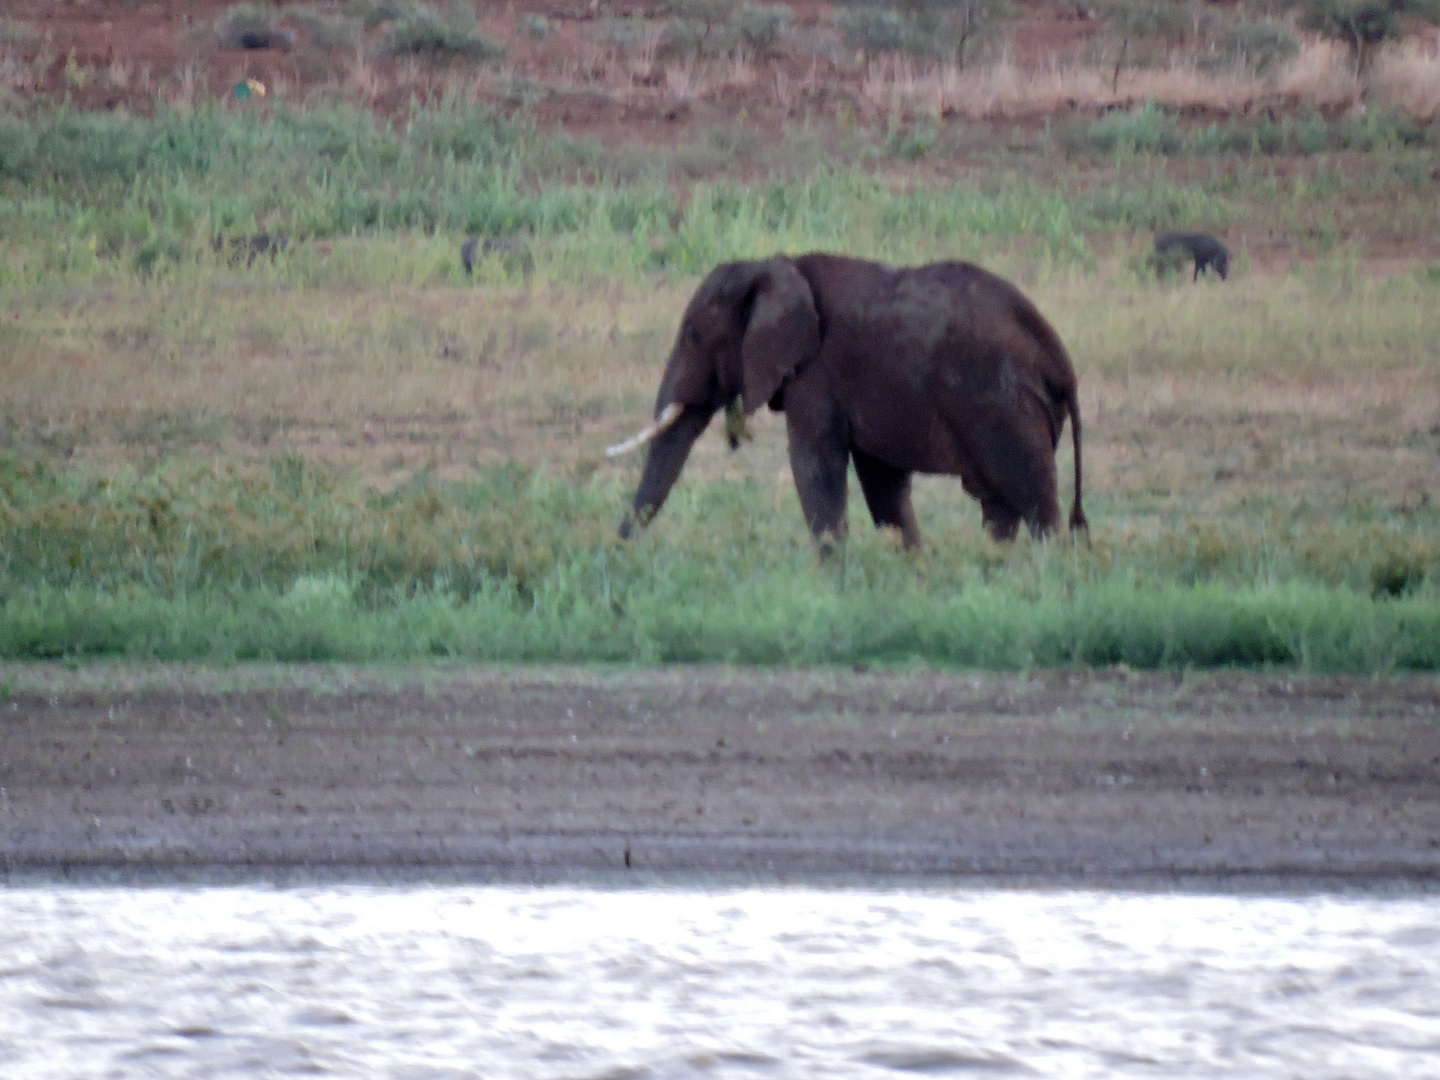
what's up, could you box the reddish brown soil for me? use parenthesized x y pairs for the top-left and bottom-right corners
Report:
(4, 666), (1439, 884)
(0, 2), (1227, 126)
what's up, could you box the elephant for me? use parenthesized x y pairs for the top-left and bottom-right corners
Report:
(1152, 231), (1229, 281)
(608, 254), (1086, 551)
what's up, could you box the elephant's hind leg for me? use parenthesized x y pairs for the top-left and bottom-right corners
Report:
(979, 497), (1022, 542)
(967, 416), (1062, 541)
(853, 448), (921, 550)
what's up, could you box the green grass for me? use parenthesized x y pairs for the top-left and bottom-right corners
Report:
(0, 457), (1434, 670)
(0, 99), (1113, 280)
(2, 97), (1438, 671)
(1066, 99), (1436, 158)
(11, 576), (1435, 670)
(3, 98), (1437, 290)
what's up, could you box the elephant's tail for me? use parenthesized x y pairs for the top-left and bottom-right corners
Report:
(1009, 291), (1087, 534)
(1067, 383), (1087, 533)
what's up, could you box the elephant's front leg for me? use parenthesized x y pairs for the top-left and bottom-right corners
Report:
(785, 402), (851, 555)
(853, 447), (921, 550)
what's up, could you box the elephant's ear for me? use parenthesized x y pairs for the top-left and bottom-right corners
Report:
(739, 259), (819, 415)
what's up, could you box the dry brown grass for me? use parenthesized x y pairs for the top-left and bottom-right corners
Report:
(1371, 39), (1440, 122)
(141, 15), (1415, 125)
(4, 256), (1436, 528)
(851, 41), (1375, 120)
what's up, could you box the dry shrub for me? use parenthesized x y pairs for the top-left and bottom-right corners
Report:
(1273, 39), (1361, 107)
(168, 62), (202, 111)
(1117, 64), (1269, 111)
(853, 39), (1382, 119)
(1370, 39), (1440, 120)
(858, 55), (1268, 119)
(664, 60), (707, 102)
(345, 47), (378, 101)
(662, 55), (755, 104)
(0, 53), (42, 94)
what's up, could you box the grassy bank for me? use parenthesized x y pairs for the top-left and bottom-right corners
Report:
(0, 458), (1434, 671)
(2, 100), (1437, 671)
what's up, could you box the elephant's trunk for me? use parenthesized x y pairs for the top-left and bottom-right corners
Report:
(618, 403), (715, 539)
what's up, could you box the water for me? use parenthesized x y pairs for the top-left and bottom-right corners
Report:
(3, 885), (1439, 1078)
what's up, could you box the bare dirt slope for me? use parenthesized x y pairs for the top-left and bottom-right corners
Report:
(3, 665), (1439, 885)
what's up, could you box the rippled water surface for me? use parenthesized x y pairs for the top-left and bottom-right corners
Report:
(3, 884), (1440, 1078)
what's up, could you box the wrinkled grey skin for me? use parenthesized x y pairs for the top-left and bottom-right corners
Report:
(1153, 231), (1230, 281)
(618, 254), (1086, 553)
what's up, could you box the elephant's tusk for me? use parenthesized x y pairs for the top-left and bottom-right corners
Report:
(605, 402), (684, 457)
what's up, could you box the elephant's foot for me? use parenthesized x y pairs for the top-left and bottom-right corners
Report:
(981, 502), (1022, 543)
(814, 526), (847, 562)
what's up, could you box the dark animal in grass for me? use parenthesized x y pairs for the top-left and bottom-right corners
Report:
(236, 28), (294, 50)
(215, 21), (296, 51)
(1152, 231), (1230, 281)
(607, 254), (1086, 552)
(461, 235), (533, 277)
(211, 232), (289, 267)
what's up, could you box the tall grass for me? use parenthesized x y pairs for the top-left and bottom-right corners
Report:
(0, 457), (1434, 670)
(0, 98), (1124, 279)
(4, 97), (1437, 289)
(0, 95), (1382, 285)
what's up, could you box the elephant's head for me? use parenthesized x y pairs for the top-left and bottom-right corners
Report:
(611, 257), (820, 539)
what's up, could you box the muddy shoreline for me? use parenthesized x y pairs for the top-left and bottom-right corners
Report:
(3, 665), (1438, 888)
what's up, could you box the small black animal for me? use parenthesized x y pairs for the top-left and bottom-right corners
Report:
(211, 232), (289, 267)
(1153, 231), (1230, 281)
(461, 235), (533, 276)
(226, 27), (295, 51)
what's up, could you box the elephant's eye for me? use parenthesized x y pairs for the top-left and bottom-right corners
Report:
(683, 323), (700, 346)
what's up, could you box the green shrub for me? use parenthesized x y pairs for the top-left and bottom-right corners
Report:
(1141, 241), (1189, 280)
(130, 228), (186, 277)
(1220, 19), (1301, 72)
(663, 5), (739, 57)
(1332, 107), (1432, 150)
(1086, 100), (1182, 155)
(374, 2), (504, 62)
(1060, 104), (1435, 160)
(1371, 543), (1427, 598)
(403, 96), (526, 162)
(885, 119), (938, 159)
(837, 1), (1006, 62)
(0, 108), (153, 185)
(342, 0), (413, 29)
(838, 6), (911, 57)
(734, 2), (792, 56)
(520, 13), (551, 39)
(287, 7), (362, 50)
(1076, 176), (1227, 230)
(591, 15), (659, 55)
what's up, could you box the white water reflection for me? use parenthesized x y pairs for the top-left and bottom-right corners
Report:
(2, 885), (1439, 1078)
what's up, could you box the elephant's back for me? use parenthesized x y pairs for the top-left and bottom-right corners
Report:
(791, 252), (1076, 398)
